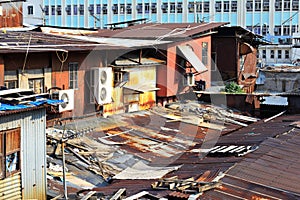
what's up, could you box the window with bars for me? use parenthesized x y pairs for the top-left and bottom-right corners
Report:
(137, 3), (143, 14)
(73, 5), (78, 15)
(162, 3), (168, 13)
(145, 3), (150, 14)
(120, 4), (125, 14)
(88, 4), (94, 15)
(126, 4), (132, 14)
(28, 5), (33, 15)
(196, 2), (202, 12)
(29, 78), (44, 94)
(57, 5), (61, 15)
(51, 6), (55, 15)
(224, 1), (230, 12)
(232, 1), (238, 12)
(112, 4), (118, 14)
(177, 2), (183, 13)
(44, 5), (49, 15)
(263, 0), (269, 11)
(285, 50), (290, 58)
(278, 50), (282, 59)
(284, 0), (291, 11)
(66, 5), (71, 15)
(246, 1), (253, 11)
(292, 0), (299, 10)
(203, 2), (209, 12)
(275, 0), (282, 11)
(103, 4), (108, 15)
(255, 0), (262, 11)
(270, 50), (275, 59)
(151, 3), (157, 13)
(188, 2), (195, 13)
(96, 4), (101, 14)
(170, 3), (175, 13)
(4, 81), (17, 89)
(0, 128), (21, 179)
(215, 2), (222, 12)
(69, 62), (78, 89)
(79, 5), (84, 15)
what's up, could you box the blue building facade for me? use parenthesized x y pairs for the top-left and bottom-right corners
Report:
(42, 0), (300, 40)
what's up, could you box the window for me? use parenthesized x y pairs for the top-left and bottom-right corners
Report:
(170, 3), (175, 13)
(203, 2), (209, 12)
(57, 5), (61, 15)
(262, 50), (266, 58)
(292, 0), (299, 10)
(145, 3), (150, 14)
(0, 128), (21, 179)
(114, 70), (129, 87)
(29, 78), (44, 94)
(224, 1), (230, 12)
(177, 2), (183, 13)
(283, 25), (290, 35)
(66, 5), (71, 15)
(102, 4), (107, 15)
(278, 50), (282, 59)
(51, 6), (55, 15)
(162, 3), (168, 13)
(151, 3), (157, 13)
(254, 0), (261, 11)
(112, 4), (118, 14)
(231, 1), (237, 12)
(285, 50), (290, 59)
(246, 0), (253, 11)
(137, 3), (142, 14)
(188, 2), (195, 13)
(284, 0), (290, 10)
(196, 2), (202, 12)
(96, 4), (101, 14)
(274, 25), (281, 35)
(270, 50), (275, 59)
(88, 5), (94, 15)
(73, 5), (78, 15)
(4, 81), (17, 89)
(69, 63), (78, 89)
(126, 4), (132, 14)
(275, 0), (282, 11)
(79, 5), (84, 15)
(44, 5), (49, 15)
(202, 42), (208, 66)
(120, 4), (125, 14)
(215, 2), (222, 12)
(27, 5), (33, 15)
(263, 0), (269, 11)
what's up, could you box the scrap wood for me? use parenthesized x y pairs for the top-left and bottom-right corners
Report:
(152, 176), (221, 193)
(81, 191), (97, 200)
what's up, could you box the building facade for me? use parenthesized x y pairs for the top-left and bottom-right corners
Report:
(41, 0), (300, 36)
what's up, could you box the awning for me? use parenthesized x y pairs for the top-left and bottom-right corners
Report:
(240, 42), (254, 55)
(124, 84), (160, 93)
(177, 45), (207, 73)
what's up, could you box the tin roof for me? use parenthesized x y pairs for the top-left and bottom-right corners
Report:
(94, 22), (229, 40)
(0, 31), (129, 53)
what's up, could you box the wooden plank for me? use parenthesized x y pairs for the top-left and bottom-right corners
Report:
(110, 188), (126, 200)
(81, 191), (96, 200)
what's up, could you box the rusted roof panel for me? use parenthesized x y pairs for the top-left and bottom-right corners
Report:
(95, 22), (229, 39)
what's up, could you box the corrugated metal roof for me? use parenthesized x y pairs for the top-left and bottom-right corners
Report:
(94, 22), (228, 39)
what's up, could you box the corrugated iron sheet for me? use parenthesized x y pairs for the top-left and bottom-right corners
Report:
(0, 3), (23, 28)
(0, 108), (47, 200)
(0, 173), (21, 200)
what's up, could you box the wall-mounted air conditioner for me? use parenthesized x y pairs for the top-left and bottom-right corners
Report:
(58, 89), (74, 112)
(94, 67), (113, 105)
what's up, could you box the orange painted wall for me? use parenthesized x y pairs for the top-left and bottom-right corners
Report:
(157, 35), (212, 97)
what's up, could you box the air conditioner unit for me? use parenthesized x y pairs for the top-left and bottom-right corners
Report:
(94, 67), (113, 105)
(58, 89), (74, 112)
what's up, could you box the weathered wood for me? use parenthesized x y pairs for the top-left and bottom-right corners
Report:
(109, 188), (126, 200)
(81, 191), (97, 200)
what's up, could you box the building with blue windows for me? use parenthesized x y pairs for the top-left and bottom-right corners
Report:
(24, 0), (300, 65)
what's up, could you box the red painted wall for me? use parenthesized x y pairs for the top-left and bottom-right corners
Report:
(157, 36), (212, 98)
